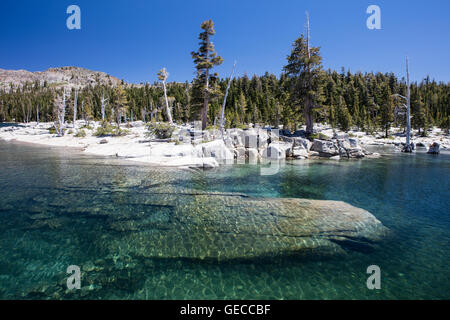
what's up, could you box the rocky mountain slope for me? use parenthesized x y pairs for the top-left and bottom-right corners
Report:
(0, 66), (123, 91)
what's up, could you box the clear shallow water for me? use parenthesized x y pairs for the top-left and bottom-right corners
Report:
(0, 141), (448, 299)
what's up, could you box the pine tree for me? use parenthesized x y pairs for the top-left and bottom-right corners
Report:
(191, 19), (224, 130)
(283, 16), (324, 135)
(379, 84), (394, 137)
(112, 84), (128, 130)
(336, 96), (352, 132)
(412, 92), (428, 137)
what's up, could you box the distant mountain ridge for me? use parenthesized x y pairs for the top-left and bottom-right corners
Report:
(0, 66), (124, 91)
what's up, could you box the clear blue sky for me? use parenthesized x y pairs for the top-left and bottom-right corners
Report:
(1, 0), (449, 83)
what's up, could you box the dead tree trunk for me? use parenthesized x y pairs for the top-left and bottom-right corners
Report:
(73, 89), (78, 128)
(404, 56), (412, 152)
(55, 88), (68, 136)
(142, 107), (146, 122)
(305, 11), (314, 135)
(101, 93), (108, 122)
(150, 101), (154, 121)
(158, 68), (173, 125)
(201, 32), (211, 131)
(81, 100), (85, 121)
(220, 61), (237, 134)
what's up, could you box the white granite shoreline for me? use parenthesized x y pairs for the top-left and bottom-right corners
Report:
(0, 121), (447, 168)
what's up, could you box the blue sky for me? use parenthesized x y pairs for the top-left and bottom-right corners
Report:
(1, 0), (449, 83)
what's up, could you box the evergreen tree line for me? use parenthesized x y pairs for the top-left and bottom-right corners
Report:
(0, 71), (448, 136)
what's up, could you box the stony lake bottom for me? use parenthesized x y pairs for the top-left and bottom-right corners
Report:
(0, 140), (449, 299)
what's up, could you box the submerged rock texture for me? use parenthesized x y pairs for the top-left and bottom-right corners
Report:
(107, 194), (388, 261)
(27, 181), (388, 261)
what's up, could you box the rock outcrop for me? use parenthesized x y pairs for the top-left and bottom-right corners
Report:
(215, 127), (374, 162)
(427, 142), (440, 154)
(311, 139), (340, 157)
(310, 137), (368, 159)
(198, 140), (234, 161)
(261, 144), (286, 159)
(0, 66), (122, 91)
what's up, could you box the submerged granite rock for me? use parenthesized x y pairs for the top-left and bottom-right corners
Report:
(26, 176), (388, 261)
(104, 193), (388, 261)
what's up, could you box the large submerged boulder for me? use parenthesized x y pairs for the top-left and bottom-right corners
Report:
(28, 182), (388, 261)
(104, 192), (388, 261)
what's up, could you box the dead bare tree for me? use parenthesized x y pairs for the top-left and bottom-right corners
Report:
(393, 56), (413, 153)
(141, 107), (147, 122)
(101, 92), (108, 122)
(81, 100), (85, 121)
(157, 68), (173, 124)
(54, 87), (69, 136)
(220, 60), (237, 134)
(405, 56), (412, 152)
(150, 101), (154, 121)
(73, 89), (78, 128)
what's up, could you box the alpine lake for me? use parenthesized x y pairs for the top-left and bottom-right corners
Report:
(0, 140), (448, 299)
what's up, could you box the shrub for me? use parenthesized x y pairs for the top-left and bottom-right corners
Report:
(94, 123), (118, 137)
(146, 122), (176, 139)
(117, 129), (130, 136)
(48, 126), (65, 135)
(235, 123), (249, 130)
(309, 133), (331, 141)
(81, 124), (94, 130)
(75, 129), (86, 138)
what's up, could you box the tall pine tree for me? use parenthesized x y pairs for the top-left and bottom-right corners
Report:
(283, 14), (323, 135)
(191, 19), (224, 130)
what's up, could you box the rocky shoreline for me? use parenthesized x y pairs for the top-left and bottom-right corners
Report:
(0, 121), (447, 168)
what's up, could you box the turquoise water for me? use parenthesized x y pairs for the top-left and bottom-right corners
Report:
(0, 140), (449, 299)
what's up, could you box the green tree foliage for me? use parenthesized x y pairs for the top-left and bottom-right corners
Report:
(284, 35), (324, 134)
(112, 84), (129, 129)
(379, 83), (394, 137)
(191, 19), (224, 130)
(336, 96), (352, 132)
(1, 71), (448, 137)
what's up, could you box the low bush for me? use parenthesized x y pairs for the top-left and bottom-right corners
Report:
(146, 122), (176, 139)
(75, 129), (86, 138)
(309, 133), (331, 141)
(81, 124), (94, 130)
(94, 123), (119, 137)
(48, 126), (65, 135)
